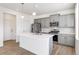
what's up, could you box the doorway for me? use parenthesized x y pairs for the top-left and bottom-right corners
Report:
(3, 13), (16, 43)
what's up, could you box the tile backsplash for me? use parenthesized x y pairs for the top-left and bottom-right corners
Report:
(41, 28), (75, 34)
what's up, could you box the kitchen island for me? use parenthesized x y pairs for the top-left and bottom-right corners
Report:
(19, 32), (53, 55)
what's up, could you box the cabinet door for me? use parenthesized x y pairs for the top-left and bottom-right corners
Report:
(59, 15), (67, 27)
(41, 17), (50, 28)
(58, 34), (67, 44)
(50, 14), (59, 22)
(58, 34), (75, 47)
(66, 14), (75, 27)
(41, 18), (45, 28)
(66, 35), (75, 47)
(59, 14), (75, 28)
(34, 19), (41, 23)
(44, 18), (50, 28)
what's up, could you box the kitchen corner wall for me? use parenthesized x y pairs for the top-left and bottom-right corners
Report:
(0, 6), (34, 45)
(0, 11), (3, 47)
(16, 13), (34, 42)
(75, 4), (79, 55)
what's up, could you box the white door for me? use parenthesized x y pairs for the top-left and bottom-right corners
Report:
(4, 13), (16, 41)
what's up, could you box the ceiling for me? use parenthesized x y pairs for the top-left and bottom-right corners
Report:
(0, 3), (75, 15)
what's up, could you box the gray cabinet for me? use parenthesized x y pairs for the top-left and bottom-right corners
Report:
(41, 17), (50, 28)
(50, 14), (60, 22)
(66, 35), (75, 47)
(66, 14), (75, 27)
(40, 18), (45, 28)
(34, 17), (50, 28)
(34, 19), (41, 23)
(59, 14), (75, 28)
(58, 34), (75, 47)
(58, 34), (67, 45)
(59, 15), (67, 27)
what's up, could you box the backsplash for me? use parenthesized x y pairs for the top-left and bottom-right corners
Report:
(41, 28), (50, 33)
(41, 28), (75, 34)
(59, 28), (75, 34)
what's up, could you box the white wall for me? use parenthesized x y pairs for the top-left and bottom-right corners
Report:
(75, 4), (79, 40)
(0, 11), (3, 47)
(75, 4), (79, 55)
(16, 13), (34, 42)
(0, 6), (34, 45)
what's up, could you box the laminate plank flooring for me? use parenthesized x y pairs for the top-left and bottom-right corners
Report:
(0, 40), (75, 55)
(0, 40), (35, 55)
(53, 42), (75, 55)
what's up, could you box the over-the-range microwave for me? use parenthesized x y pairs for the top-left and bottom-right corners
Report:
(50, 22), (59, 27)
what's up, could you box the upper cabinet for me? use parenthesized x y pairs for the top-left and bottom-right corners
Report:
(34, 17), (50, 28)
(34, 19), (41, 23)
(59, 14), (75, 28)
(66, 14), (75, 27)
(34, 14), (75, 28)
(59, 15), (67, 27)
(41, 17), (50, 28)
(50, 14), (60, 22)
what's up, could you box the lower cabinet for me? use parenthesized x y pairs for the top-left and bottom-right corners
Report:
(58, 34), (75, 47)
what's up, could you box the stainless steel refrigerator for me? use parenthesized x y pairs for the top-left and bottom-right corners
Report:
(31, 23), (41, 33)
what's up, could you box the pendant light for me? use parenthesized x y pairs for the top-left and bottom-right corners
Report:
(21, 3), (24, 19)
(32, 4), (37, 16)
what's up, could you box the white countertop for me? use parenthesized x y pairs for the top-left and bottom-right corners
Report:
(59, 33), (75, 35)
(20, 32), (54, 40)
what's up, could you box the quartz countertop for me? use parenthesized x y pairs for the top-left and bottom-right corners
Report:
(19, 32), (54, 40)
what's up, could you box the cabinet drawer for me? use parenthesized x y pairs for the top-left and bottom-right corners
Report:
(59, 14), (75, 28)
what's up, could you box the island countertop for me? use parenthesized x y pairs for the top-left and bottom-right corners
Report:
(19, 32), (54, 40)
(19, 32), (54, 55)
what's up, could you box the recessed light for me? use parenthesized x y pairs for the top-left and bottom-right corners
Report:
(35, 4), (38, 8)
(21, 15), (24, 19)
(32, 12), (36, 16)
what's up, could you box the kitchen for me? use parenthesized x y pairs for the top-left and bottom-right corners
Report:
(20, 13), (75, 55)
(32, 14), (75, 47)
(0, 3), (75, 55)
(19, 3), (75, 55)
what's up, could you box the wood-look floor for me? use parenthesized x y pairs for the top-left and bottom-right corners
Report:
(0, 40), (75, 55)
(53, 42), (75, 55)
(0, 40), (34, 55)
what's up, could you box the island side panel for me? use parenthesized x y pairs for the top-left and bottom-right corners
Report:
(49, 36), (53, 55)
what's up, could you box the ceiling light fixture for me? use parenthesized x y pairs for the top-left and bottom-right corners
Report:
(21, 3), (24, 19)
(35, 4), (38, 8)
(32, 4), (38, 16)
(21, 15), (24, 19)
(32, 12), (36, 16)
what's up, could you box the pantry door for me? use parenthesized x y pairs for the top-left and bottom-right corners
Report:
(4, 13), (16, 41)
